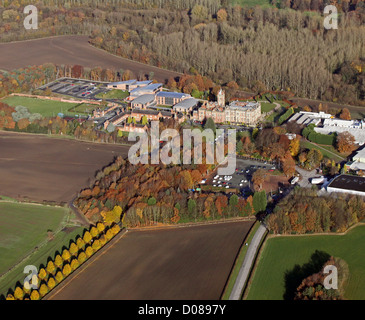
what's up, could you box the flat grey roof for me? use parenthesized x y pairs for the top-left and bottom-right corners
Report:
(173, 98), (198, 110)
(131, 94), (155, 105)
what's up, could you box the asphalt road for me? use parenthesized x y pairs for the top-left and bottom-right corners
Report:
(229, 223), (267, 300)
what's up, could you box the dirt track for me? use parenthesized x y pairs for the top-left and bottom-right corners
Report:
(0, 35), (182, 83)
(0, 131), (130, 203)
(46, 220), (254, 300)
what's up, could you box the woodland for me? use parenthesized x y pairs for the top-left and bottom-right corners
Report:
(0, 0), (364, 106)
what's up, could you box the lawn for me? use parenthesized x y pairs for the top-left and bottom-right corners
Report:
(261, 102), (276, 113)
(1, 96), (79, 117)
(96, 89), (129, 100)
(301, 140), (344, 162)
(68, 103), (96, 115)
(0, 201), (84, 296)
(245, 225), (365, 300)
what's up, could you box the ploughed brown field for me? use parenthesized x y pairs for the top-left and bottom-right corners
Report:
(0, 35), (182, 83)
(46, 221), (254, 300)
(0, 131), (130, 203)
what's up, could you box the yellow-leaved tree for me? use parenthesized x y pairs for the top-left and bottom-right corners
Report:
(54, 254), (63, 269)
(14, 287), (24, 300)
(30, 290), (40, 300)
(47, 277), (56, 290)
(102, 206), (122, 226)
(39, 284), (49, 298)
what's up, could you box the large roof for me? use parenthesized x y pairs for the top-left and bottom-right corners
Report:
(130, 83), (163, 95)
(354, 147), (365, 160)
(327, 174), (365, 193)
(156, 91), (190, 99)
(173, 98), (198, 110)
(130, 94), (155, 105)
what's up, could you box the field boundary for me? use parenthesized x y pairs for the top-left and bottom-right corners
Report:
(129, 217), (256, 232)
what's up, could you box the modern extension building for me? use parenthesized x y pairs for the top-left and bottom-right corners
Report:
(173, 98), (199, 113)
(156, 91), (191, 106)
(107, 80), (153, 91)
(130, 94), (156, 109)
(128, 83), (163, 100)
(326, 174), (365, 197)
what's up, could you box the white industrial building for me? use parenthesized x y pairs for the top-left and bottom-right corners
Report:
(288, 111), (332, 126)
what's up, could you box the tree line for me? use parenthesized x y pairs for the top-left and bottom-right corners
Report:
(266, 188), (365, 234)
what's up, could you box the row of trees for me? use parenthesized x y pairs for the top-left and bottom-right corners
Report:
(5, 222), (121, 300)
(266, 188), (365, 234)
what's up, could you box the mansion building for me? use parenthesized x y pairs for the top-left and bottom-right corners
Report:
(193, 100), (261, 126)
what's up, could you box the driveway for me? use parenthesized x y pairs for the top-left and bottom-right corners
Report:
(295, 166), (318, 188)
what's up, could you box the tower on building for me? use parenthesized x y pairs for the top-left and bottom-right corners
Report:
(217, 89), (225, 107)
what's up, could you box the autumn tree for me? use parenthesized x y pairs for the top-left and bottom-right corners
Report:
(339, 108), (351, 120)
(62, 264), (72, 277)
(47, 277), (56, 290)
(46, 260), (56, 275)
(252, 169), (268, 191)
(62, 249), (71, 263)
(14, 287), (24, 300)
(281, 151), (296, 177)
(39, 283), (49, 297)
(54, 254), (63, 269)
(336, 132), (356, 153)
(289, 138), (300, 157)
(30, 290), (40, 300)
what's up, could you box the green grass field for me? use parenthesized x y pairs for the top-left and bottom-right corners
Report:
(1, 96), (80, 117)
(68, 103), (96, 115)
(261, 102), (276, 113)
(301, 140), (344, 162)
(245, 225), (365, 300)
(0, 202), (85, 296)
(96, 89), (129, 100)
